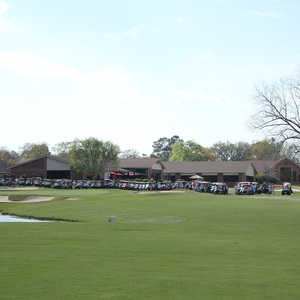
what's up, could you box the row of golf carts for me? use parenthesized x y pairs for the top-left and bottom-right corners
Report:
(184, 180), (294, 196)
(177, 180), (229, 194)
(235, 182), (293, 195)
(0, 177), (294, 195)
(0, 178), (177, 191)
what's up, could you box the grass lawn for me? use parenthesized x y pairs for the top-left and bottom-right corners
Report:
(1, 189), (300, 300)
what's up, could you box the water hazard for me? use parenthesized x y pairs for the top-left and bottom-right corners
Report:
(0, 213), (50, 222)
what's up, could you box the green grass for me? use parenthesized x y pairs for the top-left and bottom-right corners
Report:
(1, 189), (300, 300)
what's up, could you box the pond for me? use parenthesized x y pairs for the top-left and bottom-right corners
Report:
(0, 213), (51, 222)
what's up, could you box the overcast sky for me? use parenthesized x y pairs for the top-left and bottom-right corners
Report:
(1, 0), (299, 154)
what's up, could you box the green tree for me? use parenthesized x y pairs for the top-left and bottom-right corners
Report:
(169, 140), (212, 161)
(250, 138), (282, 160)
(19, 143), (51, 162)
(256, 173), (279, 184)
(119, 149), (141, 159)
(0, 148), (19, 167)
(151, 135), (183, 161)
(211, 141), (252, 161)
(52, 141), (73, 159)
(69, 138), (120, 178)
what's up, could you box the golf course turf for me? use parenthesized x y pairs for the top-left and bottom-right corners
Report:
(1, 189), (300, 300)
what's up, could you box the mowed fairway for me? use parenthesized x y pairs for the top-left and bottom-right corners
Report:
(1, 189), (300, 300)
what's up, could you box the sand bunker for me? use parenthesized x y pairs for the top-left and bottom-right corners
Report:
(0, 195), (54, 203)
(136, 190), (185, 195)
(245, 195), (300, 201)
(0, 187), (39, 191)
(64, 197), (79, 201)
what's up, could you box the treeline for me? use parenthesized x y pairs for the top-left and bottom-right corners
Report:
(147, 135), (299, 163)
(0, 136), (299, 180)
(0, 138), (120, 179)
(1, 136), (299, 169)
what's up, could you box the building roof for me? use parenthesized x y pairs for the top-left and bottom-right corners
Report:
(250, 160), (278, 174)
(0, 159), (7, 174)
(119, 158), (160, 169)
(250, 158), (300, 174)
(162, 161), (255, 175)
(10, 155), (70, 169)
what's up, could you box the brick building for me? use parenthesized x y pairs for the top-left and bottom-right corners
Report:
(8, 156), (300, 184)
(162, 161), (255, 184)
(10, 156), (71, 179)
(251, 158), (300, 184)
(0, 159), (8, 177)
(119, 158), (164, 180)
(119, 158), (300, 184)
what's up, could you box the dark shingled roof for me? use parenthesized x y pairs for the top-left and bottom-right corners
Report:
(119, 158), (160, 169)
(0, 159), (7, 173)
(10, 155), (71, 169)
(250, 160), (279, 174)
(250, 159), (300, 174)
(163, 161), (254, 175)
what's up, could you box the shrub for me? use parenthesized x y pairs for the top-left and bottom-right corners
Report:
(255, 173), (279, 184)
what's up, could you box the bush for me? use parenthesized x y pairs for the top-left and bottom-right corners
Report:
(256, 173), (264, 184)
(255, 173), (279, 184)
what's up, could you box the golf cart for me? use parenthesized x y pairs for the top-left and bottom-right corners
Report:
(235, 182), (254, 195)
(282, 182), (293, 195)
(211, 182), (228, 195)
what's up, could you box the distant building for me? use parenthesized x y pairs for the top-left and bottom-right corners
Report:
(120, 158), (300, 184)
(119, 158), (164, 180)
(162, 160), (255, 184)
(8, 156), (300, 184)
(10, 156), (71, 179)
(251, 158), (300, 183)
(0, 159), (8, 177)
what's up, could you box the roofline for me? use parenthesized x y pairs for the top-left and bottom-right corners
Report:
(9, 155), (70, 169)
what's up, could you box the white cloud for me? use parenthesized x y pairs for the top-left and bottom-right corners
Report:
(197, 52), (215, 62)
(104, 25), (144, 41)
(0, 1), (8, 15)
(250, 10), (281, 19)
(0, 51), (255, 155)
(0, 17), (21, 33)
(167, 88), (225, 104)
(176, 16), (192, 25)
(0, 51), (141, 102)
(176, 17), (185, 24)
(0, 52), (80, 77)
(0, 2), (23, 33)
(103, 32), (120, 41)
(124, 25), (144, 39)
(0, 51), (146, 151)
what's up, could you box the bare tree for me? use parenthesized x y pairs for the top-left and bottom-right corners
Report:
(119, 149), (141, 159)
(253, 78), (300, 145)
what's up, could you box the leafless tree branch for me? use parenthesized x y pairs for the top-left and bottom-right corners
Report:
(252, 77), (300, 152)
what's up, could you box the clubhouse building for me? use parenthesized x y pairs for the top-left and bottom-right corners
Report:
(8, 156), (300, 185)
(0, 159), (8, 177)
(9, 156), (71, 179)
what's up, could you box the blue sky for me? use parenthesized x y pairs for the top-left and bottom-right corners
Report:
(1, 0), (299, 154)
